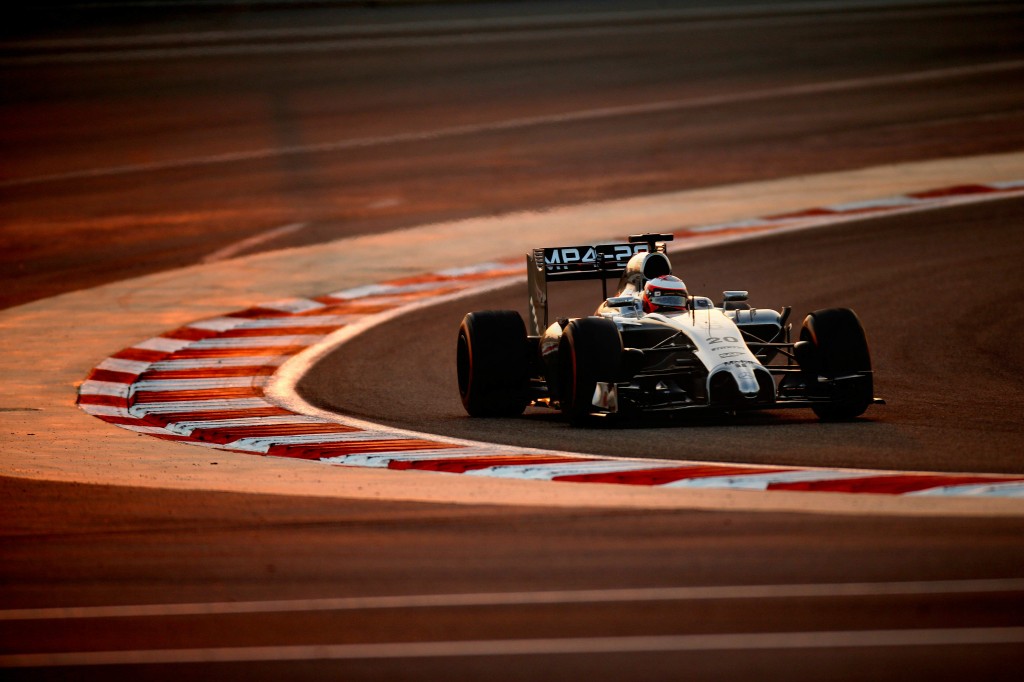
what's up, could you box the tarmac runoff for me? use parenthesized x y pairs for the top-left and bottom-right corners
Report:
(4, 152), (1024, 516)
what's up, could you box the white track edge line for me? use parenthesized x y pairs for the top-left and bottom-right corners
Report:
(4, 628), (1024, 667)
(3, 578), (1023, 621)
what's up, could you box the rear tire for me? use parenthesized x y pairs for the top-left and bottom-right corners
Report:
(799, 308), (873, 421)
(457, 310), (529, 417)
(558, 317), (623, 425)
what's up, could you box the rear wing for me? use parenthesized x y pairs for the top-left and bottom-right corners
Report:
(526, 233), (673, 336)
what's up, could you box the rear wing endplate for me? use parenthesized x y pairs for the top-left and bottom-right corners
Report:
(526, 233), (673, 335)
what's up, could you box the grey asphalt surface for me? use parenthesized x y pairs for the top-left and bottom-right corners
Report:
(302, 197), (1024, 475)
(3, 0), (1023, 308)
(3, 1), (1024, 679)
(3, 476), (1024, 681)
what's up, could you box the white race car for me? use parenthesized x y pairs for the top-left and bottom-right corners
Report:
(457, 234), (882, 424)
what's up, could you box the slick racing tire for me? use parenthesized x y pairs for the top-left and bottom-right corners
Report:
(798, 307), (873, 421)
(457, 310), (529, 417)
(559, 317), (623, 426)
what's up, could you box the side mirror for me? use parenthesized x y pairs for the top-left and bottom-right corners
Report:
(605, 295), (637, 308)
(722, 290), (749, 302)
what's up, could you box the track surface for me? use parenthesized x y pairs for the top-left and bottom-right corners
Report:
(3, 0), (1024, 308)
(4, 1), (1024, 679)
(4, 476), (1024, 681)
(302, 196), (1024, 475)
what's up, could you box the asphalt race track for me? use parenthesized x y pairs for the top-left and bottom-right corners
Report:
(302, 196), (1024, 475)
(4, 474), (1023, 681)
(3, 1), (1024, 680)
(3, 0), (1024, 308)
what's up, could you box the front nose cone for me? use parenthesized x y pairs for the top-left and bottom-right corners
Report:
(730, 367), (761, 397)
(708, 366), (774, 406)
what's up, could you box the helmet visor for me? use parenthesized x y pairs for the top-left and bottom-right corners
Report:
(649, 293), (688, 309)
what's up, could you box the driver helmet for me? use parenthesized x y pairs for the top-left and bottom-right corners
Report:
(642, 275), (689, 314)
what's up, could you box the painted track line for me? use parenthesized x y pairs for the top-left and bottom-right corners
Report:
(4, 578), (1023, 622)
(7, 0), (1018, 65)
(5, 628), (1024, 667)
(76, 181), (1024, 499)
(4, 59), (1021, 189)
(6, 1), (997, 53)
(201, 222), (307, 264)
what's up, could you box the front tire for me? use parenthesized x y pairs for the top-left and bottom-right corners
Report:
(457, 310), (529, 417)
(558, 317), (623, 425)
(799, 308), (873, 421)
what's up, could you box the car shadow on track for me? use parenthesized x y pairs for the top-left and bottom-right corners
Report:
(521, 407), (853, 430)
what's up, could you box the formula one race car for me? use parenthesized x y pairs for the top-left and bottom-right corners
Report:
(456, 233), (882, 424)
